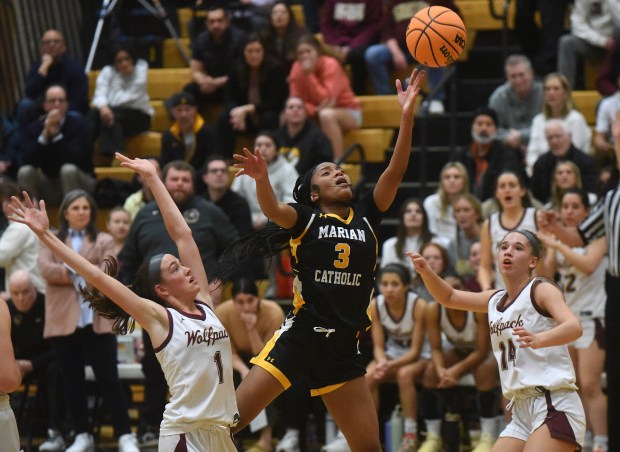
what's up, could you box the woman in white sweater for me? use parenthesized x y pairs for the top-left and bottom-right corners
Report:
(90, 45), (153, 156)
(231, 131), (298, 230)
(526, 72), (591, 174)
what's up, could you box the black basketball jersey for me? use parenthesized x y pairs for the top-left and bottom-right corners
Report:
(288, 191), (383, 329)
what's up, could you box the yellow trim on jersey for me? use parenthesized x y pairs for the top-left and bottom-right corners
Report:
(290, 214), (314, 264)
(250, 333), (292, 390)
(310, 381), (347, 397)
(363, 217), (379, 272)
(318, 207), (354, 225)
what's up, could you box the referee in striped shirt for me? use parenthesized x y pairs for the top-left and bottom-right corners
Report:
(538, 111), (620, 449)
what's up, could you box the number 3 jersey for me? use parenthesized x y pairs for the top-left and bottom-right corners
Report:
(487, 277), (577, 399)
(155, 301), (239, 435)
(288, 191), (383, 330)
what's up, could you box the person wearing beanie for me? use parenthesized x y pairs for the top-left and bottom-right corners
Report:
(160, 91), (223, 173)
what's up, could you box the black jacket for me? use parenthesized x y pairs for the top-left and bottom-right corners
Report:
(118, 195), (238, 283)
(531, 144), (598, 203)
(451, 141), (522, 202)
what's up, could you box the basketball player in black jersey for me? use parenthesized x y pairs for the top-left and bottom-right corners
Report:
(216, 69), (426, 451)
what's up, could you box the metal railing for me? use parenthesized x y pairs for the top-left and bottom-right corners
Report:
(415, 63), (458, 199)
(488, 0), (513, 62)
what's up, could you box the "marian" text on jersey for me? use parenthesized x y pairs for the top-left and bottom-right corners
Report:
(318, 226), (366, 241)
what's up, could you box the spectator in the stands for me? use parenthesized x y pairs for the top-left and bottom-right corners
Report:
(201, 155), (253, 238)
(39, 189), (139, 452)
(302, 0), (322, 33)
(451, 106), (522, 202)
(262, 1), (307, 73)
(276, 96), (333, 174)
(185, 5), (246, 105)
(18, 85), (95, 206)
(513, 0), (570, 76)
(89, 44), (153, 157)
(557, 0), (619, 89)
(531, 119), (598, 204)
(160, 91), (222, 172)
(448, 193), (482, 278)
(217, 33), (288, 156)
(7, 270), (66, 452)
(381, 198), (445, 279)
(231, 131), (297, 230)
(289, 34), (362, 160)
(526, 72), (592, 174)
(215, 277), (285, 452)
(365, 0), (461, 113)
(423, 161), (470, 243)
(488, 54), (544, 152)
(594, 49), (620, 163)
(596, 30), (620, 97)
(123, 157), (161, 221)
(319, 0), (382, 95)
(545, 160), (598, 211)
(0, 181), (44, 297)
(17, 29), (88, 128)
(106, 207), (132, 257)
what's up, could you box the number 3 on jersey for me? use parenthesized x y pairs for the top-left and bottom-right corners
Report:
(333, 243), (350, 269)
(498, 338), (517, 371)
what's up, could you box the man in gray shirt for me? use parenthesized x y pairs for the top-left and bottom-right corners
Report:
(488, 54), (544, 152)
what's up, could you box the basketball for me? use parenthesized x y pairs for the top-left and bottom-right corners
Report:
(406, 6), (466, 68)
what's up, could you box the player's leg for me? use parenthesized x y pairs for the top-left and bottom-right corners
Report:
(524, 423), (576, 451)
(321, 376), (382, 452)
(232, 365), (286, 433)
(491, 436), (525, 452)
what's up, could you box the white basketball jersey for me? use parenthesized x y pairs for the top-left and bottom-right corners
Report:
(556, 248), (607, 320)
(489, 207), (537, 289)
(487, 278), (577, 399)
(156, 302), (239, 435)
(377, 291), (429, 359)
(440, 305), (477, 352)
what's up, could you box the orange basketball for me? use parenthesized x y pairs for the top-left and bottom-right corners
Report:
(406, 6), (466, 68)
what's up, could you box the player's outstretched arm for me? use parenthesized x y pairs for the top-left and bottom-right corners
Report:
(408, 252), (491, 312)
(374, 68), (425, 212)
(116, 153), (211, 304)
(8, 193), (168, 337)
(233, 147), (297, 229)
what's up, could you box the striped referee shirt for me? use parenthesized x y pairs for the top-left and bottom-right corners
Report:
(578, 184), (620, 277)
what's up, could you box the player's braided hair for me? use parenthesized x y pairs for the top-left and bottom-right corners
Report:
(214, 164), (321, 284)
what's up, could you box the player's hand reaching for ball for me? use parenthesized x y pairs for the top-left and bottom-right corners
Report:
(397, 68), (425, 118)
(233, 147), (268, 181)
(8, 192), (50, 236)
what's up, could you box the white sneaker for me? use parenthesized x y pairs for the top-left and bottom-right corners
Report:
(321, 430), (350, 452)
(472, 432), (495, 452)
(418, 431), (442, 452)
(38, 429), (65, 451)
(428, 100), (445, 114)
(66, 432), (95, 452)
(276, 429), (301, 452)
(118, 432), (140, 452)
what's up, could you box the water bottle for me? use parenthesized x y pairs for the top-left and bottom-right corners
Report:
(384, 418), (392, 452)
(390, 404), (403, 452)
(325, 411), (337, 444)
(443, 412), (461, 452)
